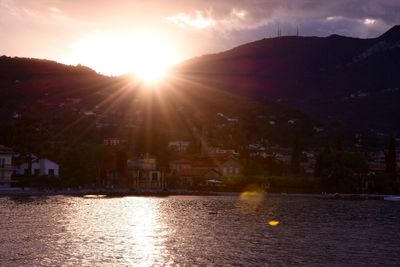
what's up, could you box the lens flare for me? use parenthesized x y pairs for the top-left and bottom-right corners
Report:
(268, 220), (280, 226)
(239, 184), (265, 207)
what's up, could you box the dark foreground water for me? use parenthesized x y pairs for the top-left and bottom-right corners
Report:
(0, 195), (399, 266)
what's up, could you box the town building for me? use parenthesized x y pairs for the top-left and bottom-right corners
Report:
(168, 141), (190, 153)
(0, 145), (13, 187)
(14, 156), (59, 177)
(169, 156), (242, 188)
(207, 147), (239, 157)
(103, 137), (126, 146)
(128, 154), (165, 190)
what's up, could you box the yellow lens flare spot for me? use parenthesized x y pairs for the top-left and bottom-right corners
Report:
(239, 184), (265, 207)
(268, 220), (280, 226)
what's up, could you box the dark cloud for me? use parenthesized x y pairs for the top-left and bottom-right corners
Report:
(162, 0), (399, 55)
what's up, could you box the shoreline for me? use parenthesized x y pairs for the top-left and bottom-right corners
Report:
(0, 188), (396, 200)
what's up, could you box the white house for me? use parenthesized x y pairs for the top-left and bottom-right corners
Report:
(14, 157), (59, 177)
(0, 145), (13, 187)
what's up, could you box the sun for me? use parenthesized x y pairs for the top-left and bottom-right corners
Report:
(133, 63), (166, 83)
(65, 32), (179, 81)
(128, 35), (175, 83)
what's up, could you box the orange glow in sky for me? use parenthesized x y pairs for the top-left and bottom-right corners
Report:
(0, 1), (392, 78)
(64, 32), (180, 79)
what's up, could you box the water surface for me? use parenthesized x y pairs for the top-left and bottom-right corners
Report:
(0, 195), (399, 266)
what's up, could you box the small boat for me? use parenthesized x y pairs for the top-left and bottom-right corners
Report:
(383, 196), (400, 201)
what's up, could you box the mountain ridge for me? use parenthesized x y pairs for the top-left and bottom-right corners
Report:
(0, 55), (331, 154)
(173, 25), (400, 134)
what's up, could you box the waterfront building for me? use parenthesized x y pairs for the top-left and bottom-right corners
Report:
(0, 145), (13, 187)
(169, 156), (242, 188)
(128, 154), (165, 190)
(14, 155), (59, 177)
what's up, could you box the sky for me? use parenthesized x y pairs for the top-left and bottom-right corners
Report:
(1, 0), (399, 76)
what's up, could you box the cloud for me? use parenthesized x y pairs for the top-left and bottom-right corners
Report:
(166, 0), (400, 36)
(166, 7), (269, 33)
(364, 18), (376, 25)
(49, 7), (61, 14)
(166, 10), (215, 29)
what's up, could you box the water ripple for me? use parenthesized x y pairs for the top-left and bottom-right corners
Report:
(0, 195), (399, 266)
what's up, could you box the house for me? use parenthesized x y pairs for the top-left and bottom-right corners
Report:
(366, 151), (385, 171)
(169, 159), (196, 187)
(207, 147), (239, 157)
(247, 144), (271, 159)
(218, 158), (242, 178)
(0, 145), (13, 187)
(14, 156), (59, 177)
(169, 159), (193, 172)
(366, 151), (400, 172)
(103, 137), (125, 146)
(12, 112), (21, 119)
(274, 153), (291, 165)
(128, 154), (165, 190)
(175, 168), (221, 188)
(168, 141), (190, 152)
(313, 126), (324, 133)
(170, 156), (242, 188)
(301, 151), (317, 175)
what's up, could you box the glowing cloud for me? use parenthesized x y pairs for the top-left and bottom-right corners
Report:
(166, 10), (215, 29)
(364, 18), (376, 25)
(326, 16), (344, 21)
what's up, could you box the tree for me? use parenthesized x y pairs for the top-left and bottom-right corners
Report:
(62, 144), (105, 187)
(385, 135), (397, 177)
(385, 135), (398, 192)
(11, 116), (49, 177)
(336, 135), (343, 152)
(315, 149), (369, 193)
(115, 150), (129, 187)
(315, 145), (331, 177)
(290, 136), (301, 174)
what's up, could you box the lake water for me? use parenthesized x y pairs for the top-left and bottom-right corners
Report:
(0, 195), (399, 266)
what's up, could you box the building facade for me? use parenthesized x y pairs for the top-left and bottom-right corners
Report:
(14, 157), (59, 177)
(0, 145), (13, 187)
(128, 154), (165, 190)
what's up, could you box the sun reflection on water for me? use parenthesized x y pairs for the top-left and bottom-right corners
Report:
(61, 197), (168, 266)
(2, 196), (400, 265)
(125, 198), (164, 266)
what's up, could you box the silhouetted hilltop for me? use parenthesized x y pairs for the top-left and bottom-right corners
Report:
(0, 56), (329, 152)
(378, 25), (400, 41)
(174, 25), (400, 134)
(0, 56), (95, 77)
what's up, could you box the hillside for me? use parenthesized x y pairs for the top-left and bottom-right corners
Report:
(0, 56), (331, 158)
(174, 25), (400, 134)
